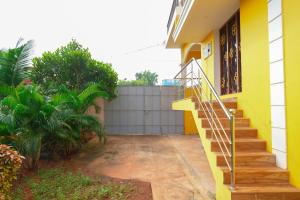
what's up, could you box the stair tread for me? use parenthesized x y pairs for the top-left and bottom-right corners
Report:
(202, 117), (247, 120)
(198, 108), (242, 112)
(211, 138), (265, 142)
(221, 166), (288, 172)
(215, 152), (273, 156)
(231, 185), (300, 193)
(193, 97), (237, 102)
(206, 127), (256, 131)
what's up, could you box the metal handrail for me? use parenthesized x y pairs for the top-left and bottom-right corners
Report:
(174, 58), (236, 189)
(175, 58), (231, 118)
(167, 0), (179, 32)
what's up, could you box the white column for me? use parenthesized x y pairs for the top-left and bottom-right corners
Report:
(268, 0), (287, 169)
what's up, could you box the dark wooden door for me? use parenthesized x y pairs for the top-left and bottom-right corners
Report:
(220, 11), (241, 95)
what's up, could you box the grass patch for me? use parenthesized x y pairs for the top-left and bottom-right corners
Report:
(13, 168), (135, 200)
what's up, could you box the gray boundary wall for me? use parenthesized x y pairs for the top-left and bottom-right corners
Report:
(104, 86), (184, 135)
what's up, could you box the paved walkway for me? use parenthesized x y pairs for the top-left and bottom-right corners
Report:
(74, 135), (216, 200)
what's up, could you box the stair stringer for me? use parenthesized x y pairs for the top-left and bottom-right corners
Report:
(172, 98), (232, 200)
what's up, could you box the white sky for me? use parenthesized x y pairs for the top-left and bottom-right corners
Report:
(0, 0), (180, 83)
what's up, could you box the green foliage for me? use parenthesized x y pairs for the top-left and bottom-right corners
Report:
(0, 84), (46, 169)
(118, 79), (147, 86)
(0, 144), (24, 200)
(0, 39), (115, 170)
(13, 168), (134, 200)
(135, 70), (158, 86)
(0, 39), (34, 87)
(118, 70), (158, 86)
(0, 84), (106, 168)
(43, 85), (107, 157)
(31, 39), (118, 99)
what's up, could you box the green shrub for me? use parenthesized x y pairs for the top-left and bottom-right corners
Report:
(0, 84), (107, 167)
(0, 144), (24, 199)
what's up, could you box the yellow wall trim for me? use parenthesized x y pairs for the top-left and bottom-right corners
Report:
(173, 98), (232, 200)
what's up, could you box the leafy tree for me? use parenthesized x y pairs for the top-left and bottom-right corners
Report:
(135, 70), (158, 86)
(118, 70), (159, 86)
(31, 39), (118, 99)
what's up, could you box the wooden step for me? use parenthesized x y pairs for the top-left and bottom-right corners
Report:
(211, 139), (266, 152)
(198, 109), (243, 118)
(191, 98), (300, 199)
(206, 128), (257, 139)
(202, 118), (250, 128)
(194, 101), (237, 110)
(222, 167), (289, 185)
(216, 152), (276, 167)
(231, 185), (300, 200)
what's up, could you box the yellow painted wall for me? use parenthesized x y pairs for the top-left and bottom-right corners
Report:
(201, 33), (216, 96)
(179, 1), (272, 148)
(282, 0), (300, 188)
(181, 45), (201, 135)
(184, 88), (198, 134)
(181, 43), (190, 62)
(194, 2), (272, 152)
(230, 0), (272, 150)
(185, 51), (201, 63)
(220, 0), (272, 151)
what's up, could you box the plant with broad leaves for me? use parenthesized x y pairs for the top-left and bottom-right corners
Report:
(0, 144), (24, 200)
(0, 84), (107, 169)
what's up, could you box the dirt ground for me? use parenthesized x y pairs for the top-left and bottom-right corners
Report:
(16, 135), (215, 200)
(73, 135), (215, 200)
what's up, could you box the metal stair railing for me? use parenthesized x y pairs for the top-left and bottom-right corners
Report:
(174, 58), (236, 189)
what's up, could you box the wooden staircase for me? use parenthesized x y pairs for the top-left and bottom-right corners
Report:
(192, 98), (300, 200)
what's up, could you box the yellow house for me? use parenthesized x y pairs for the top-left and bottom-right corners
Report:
(166, 0), (300, 199)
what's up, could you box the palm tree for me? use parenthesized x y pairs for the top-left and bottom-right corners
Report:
(0, 39), (34, 97)
(0, 84), (108, 168)
(0, 84), (44, 169)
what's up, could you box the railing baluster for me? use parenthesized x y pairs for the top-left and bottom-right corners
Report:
(230, 109), (236, 190)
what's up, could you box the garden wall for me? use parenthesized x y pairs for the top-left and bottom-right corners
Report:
(104, 86), (184, 135)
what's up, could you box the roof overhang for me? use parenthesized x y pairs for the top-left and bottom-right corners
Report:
(173, 0), (240, 45)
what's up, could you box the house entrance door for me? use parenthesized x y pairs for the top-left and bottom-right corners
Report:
(220, 11), (242, 95)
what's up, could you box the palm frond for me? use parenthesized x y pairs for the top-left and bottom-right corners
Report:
(13, 40), (34, 86)
(78, 83), (108, 112)
(0, 85), (14, 97)
(15, 38), (24, 48)
(0, 39), (34, 86)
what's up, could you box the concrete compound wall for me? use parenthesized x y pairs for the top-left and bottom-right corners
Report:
(104, 86), (184, 135)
